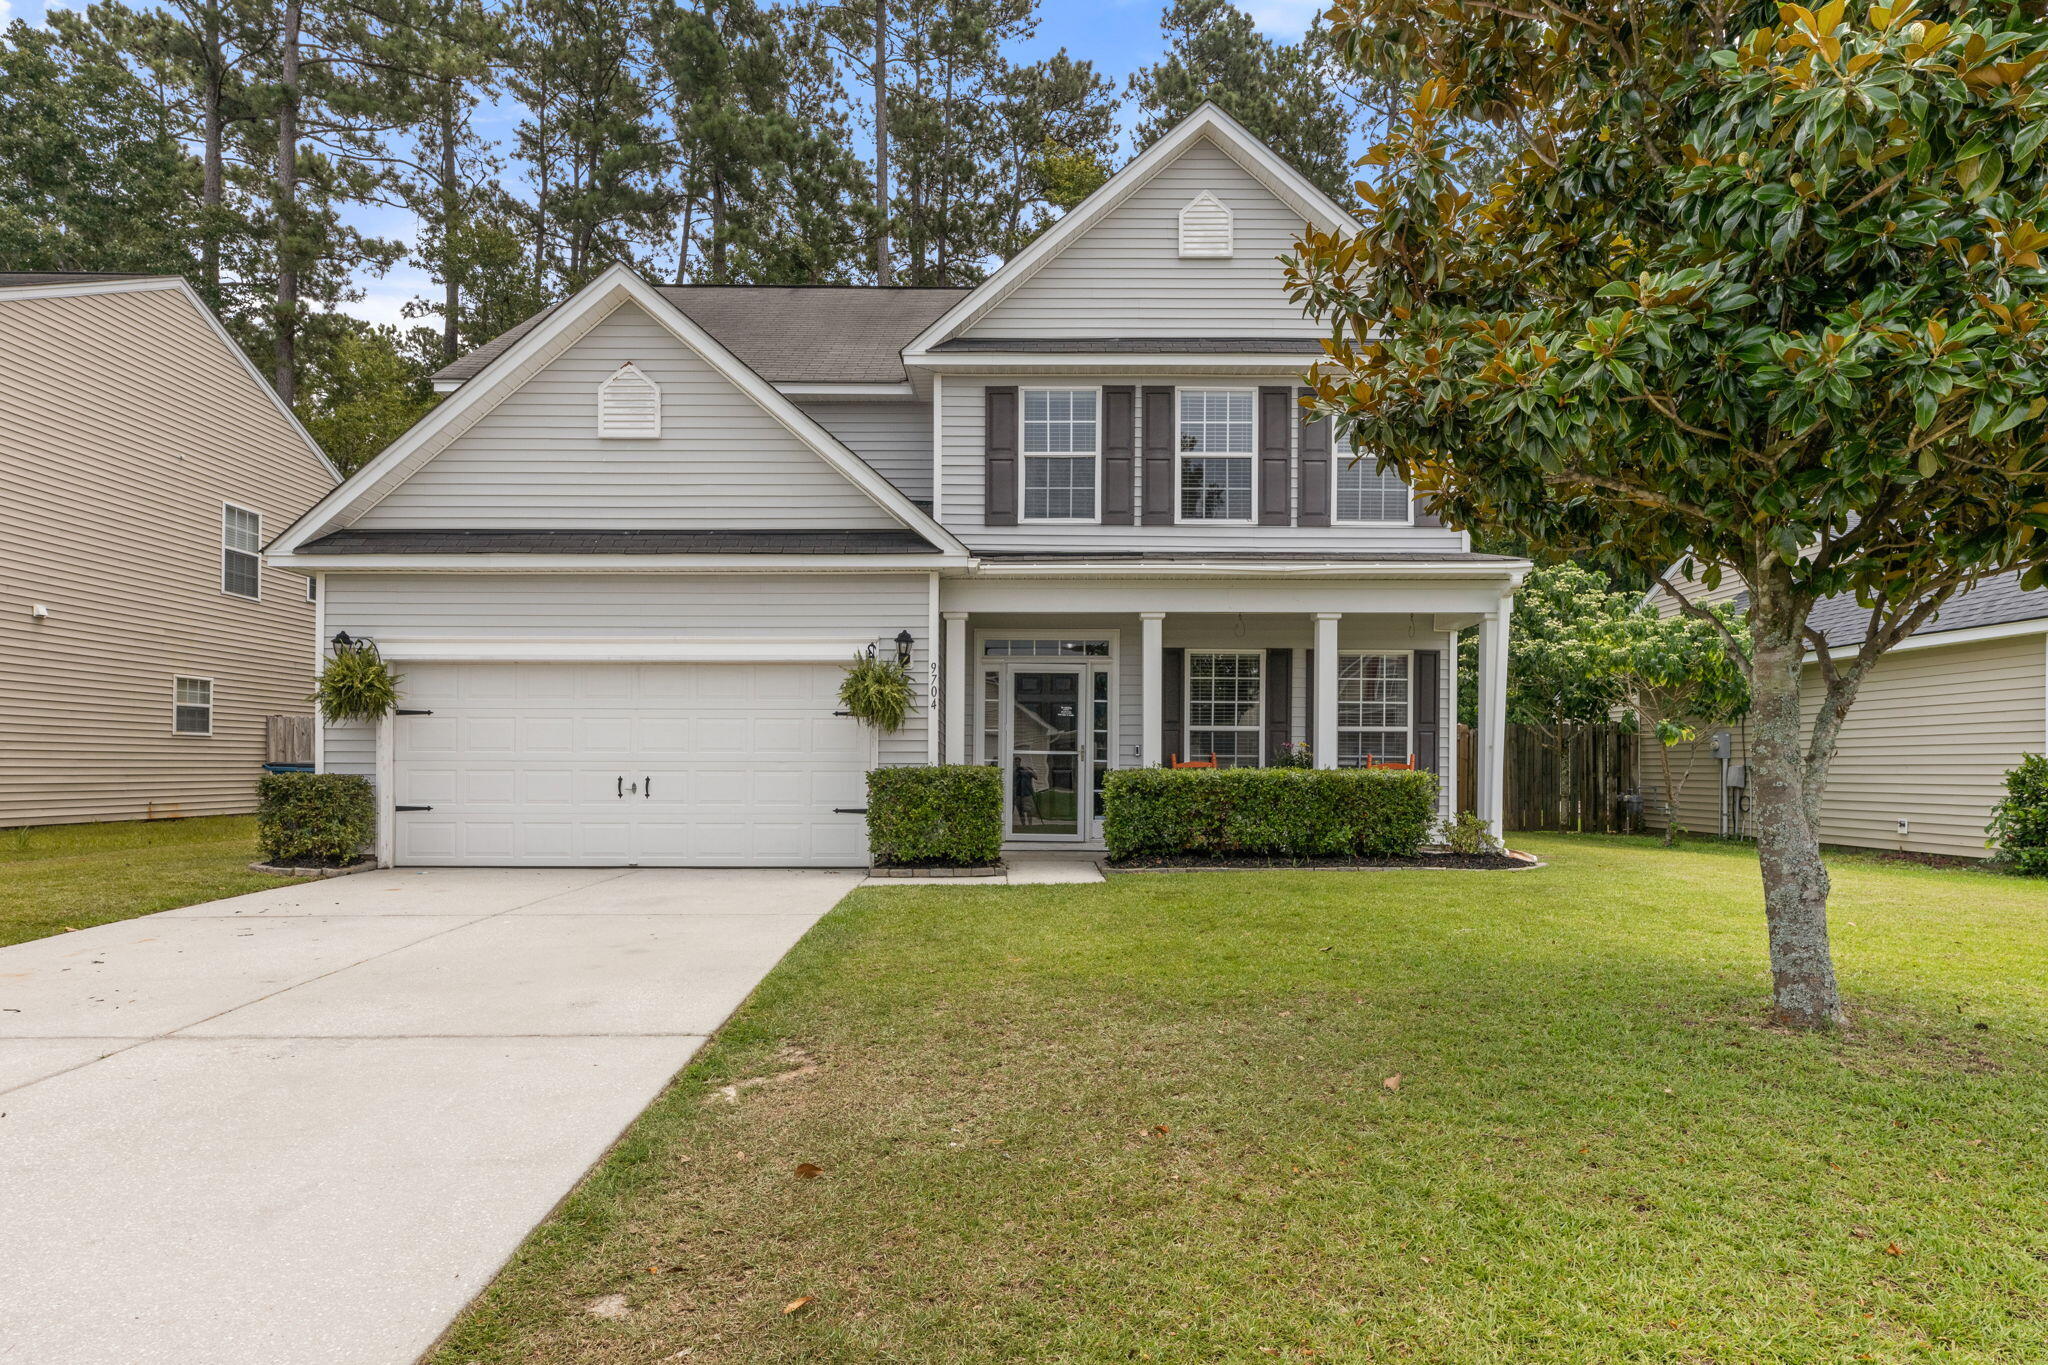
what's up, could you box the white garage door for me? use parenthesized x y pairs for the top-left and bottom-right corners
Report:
(393, 661), (872, 867)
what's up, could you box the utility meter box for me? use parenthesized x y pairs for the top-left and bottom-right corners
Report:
(1726, 762), (1747, 789)
(1709, 730), (1733, 760)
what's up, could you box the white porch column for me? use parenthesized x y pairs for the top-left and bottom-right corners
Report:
(1313, 613), (1340, 769)
(1140, 612), (1165, 767)
(1476, 596), (1512, 836)
(943, 611), (970, 764)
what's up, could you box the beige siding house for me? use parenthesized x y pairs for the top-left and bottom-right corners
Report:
(0, 274), (339, 827)
(1644, 571), (2048, 858)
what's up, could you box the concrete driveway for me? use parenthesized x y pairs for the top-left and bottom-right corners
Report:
(0, 866), (859, 1365)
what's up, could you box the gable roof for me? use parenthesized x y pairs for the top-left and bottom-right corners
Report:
(0, 273), (340, 483)
(273, 266), (967, 559)
(901, 103), (1362, 358)
(1651, 566), (2048, 647)
(433, 285), (969, 387)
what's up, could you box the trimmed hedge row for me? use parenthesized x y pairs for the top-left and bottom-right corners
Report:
(868, 764), (1003, 867)
(257, 772), (375, 866)
(1102, 767), (1439, 861)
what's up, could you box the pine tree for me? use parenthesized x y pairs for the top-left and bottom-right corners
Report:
(1129, 0), (1350, 200)
(992, 50), (1117, 255)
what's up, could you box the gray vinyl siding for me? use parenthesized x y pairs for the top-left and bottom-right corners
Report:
(318, 572), (934, 770)
(792, 398), (932, 502)
(963, 137), (1323, 338)
(0, 285), (334, 826)
(961, 612), (1457, 824)
(1642, 631), (2047, 858)
(353, 301), (900, 532)
(938, 375), (1468, 553)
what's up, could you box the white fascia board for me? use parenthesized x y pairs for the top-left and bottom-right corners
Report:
(270, 552), (965, 574)
(775, 381), (917, 398)
(1812, 615), (2048, 661)
(962, 558), (1530, 583)
(373, 636), (881, 663)
(1, 276), (344, 487)
(910, 351), (1325, 373)
(900, 104), (1362, 359)
(431, 378), (464, 393)
(270, 265), (970, 559)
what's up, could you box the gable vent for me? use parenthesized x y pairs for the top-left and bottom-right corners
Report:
(1178, 191), (1234, 259)
(598, 362), (661, 438)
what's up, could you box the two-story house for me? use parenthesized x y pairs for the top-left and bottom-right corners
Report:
(271, 105), (1528, 867)
(1, 273), (338, 827)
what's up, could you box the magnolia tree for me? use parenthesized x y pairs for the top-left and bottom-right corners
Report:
(1290, 0), (2048, 1025)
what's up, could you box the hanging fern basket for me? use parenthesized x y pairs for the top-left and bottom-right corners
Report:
(839, 652), (915, 734)
(314, 640), (402, 725)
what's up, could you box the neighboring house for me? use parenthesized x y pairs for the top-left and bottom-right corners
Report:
(270, 105), (1530, 868)
(1643, 571), (2048, 858)
(0, 273), (339, 826)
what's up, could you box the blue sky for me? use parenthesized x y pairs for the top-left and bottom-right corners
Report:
(6, 0), (1328, 325)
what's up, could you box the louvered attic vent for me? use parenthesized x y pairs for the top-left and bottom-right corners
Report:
(1178, 191), (1234, 259)
(598, 362), (661, 438)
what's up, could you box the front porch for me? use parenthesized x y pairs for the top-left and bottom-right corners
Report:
(932, 570), (1516, 850)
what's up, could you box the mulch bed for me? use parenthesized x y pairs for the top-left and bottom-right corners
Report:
(1106, 850), (1534, 873)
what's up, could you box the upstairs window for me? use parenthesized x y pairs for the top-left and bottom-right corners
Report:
(1021, 388), (1098, 521)
(1177, 389), (1256, 523)
(1187, 651), (1263, 767)
(1178, 191), (1234, 258)
(598, 362), (661, 438)
(222, 504), (261, 599)
(173, 676), (213, 736)
(1334, 434), (1412, 525)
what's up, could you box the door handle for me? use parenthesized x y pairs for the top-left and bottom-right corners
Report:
(617, 776), (623, 799)
(643, 775), (651, 799)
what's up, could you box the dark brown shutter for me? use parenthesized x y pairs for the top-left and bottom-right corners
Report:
(1297, 389), (1331, 527)
(1414, 649), (1441, 773)
(1101, 385), (1135, 525)
(1141, 386), (1175, 526)
(984, 385), (1018, 526)
(1303, 649), (1315, 757)
(1258, 386), (1291, 526)
(1264, 648), (1292, 763)
(1161, 647), (1185, 765)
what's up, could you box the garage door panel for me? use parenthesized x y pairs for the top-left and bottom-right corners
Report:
(393, 661), (874, 867)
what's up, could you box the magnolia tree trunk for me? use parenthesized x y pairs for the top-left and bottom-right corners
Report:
(1746, 608), (1847, 1029)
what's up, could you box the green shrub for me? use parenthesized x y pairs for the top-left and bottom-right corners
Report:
(1102, 767), (1439, 861)
(1990, 753), (2048, 875)
(257, 773), (376, 866)
(1442, 810), (1503, 856)
(868, 765), (1003, 866)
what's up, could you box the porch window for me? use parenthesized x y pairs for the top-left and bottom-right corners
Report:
(982, 638), (1110, 657)
(1186, 651), (1263, 767)
(1177, 389), (1255, 522)
(1337, 652), (1412, 765)
(1021, 388), (1098, 521)
(1333, 434), (1412, 525)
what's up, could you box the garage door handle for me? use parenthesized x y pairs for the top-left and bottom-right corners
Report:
(617, 776), (623, 798)
(395, 708), (433, 716)
(833, 807), (868, 815)
(395, 805), (433, 812)
(643, 776), (651, 799)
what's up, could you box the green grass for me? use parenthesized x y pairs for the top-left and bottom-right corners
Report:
(430, 834), (2048, 1365)
(0, 815), (292, 947)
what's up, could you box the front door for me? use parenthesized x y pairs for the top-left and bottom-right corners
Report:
(1008, 668), (1084, 838)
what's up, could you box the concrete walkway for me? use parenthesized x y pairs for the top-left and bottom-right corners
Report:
(0, 866), (859, 1365)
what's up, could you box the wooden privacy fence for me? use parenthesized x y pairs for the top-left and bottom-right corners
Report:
(1458, 723), (1641, 833)
(266, 714), (315, 767)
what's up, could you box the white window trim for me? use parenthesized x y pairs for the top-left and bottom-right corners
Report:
(1184, 648), (1265, 768)
(172, 675), (214, 737)
(222, 503), (262, 601)
(1332, 438), (1415, 528)
(1017, 385), (1104, 524)
(1337, 649), (1415, 766)
(1174, 387), (1258, 527)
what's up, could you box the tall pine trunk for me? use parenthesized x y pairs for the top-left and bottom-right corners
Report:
(1747, 587), (1846, 1029)
(200, 2), (224, 303)
(272, 0), (302, 405)
(872, 0), (891, 284)
(439, 80), (460, 364)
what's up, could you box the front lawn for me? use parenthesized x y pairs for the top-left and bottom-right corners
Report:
(0, 815), (291, 948)
(432, 835), (2048, 1364)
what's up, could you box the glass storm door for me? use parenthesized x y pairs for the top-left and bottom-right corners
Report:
(1009, 669), (1083, 837)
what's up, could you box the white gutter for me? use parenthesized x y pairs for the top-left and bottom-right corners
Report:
(964, 558), (1531, 583)
(269, 553), (969, 574)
